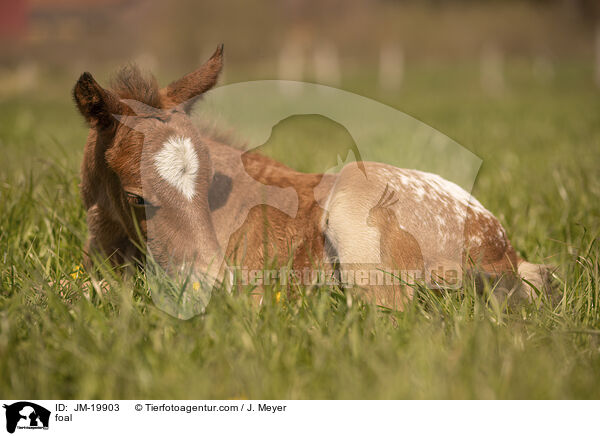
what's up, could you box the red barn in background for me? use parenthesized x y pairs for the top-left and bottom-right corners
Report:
(0, 0), (29, 39)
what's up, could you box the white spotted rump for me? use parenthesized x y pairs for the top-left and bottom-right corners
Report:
(154, 136), (199, 201)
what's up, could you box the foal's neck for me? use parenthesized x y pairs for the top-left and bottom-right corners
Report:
(205, 136), (336, 208)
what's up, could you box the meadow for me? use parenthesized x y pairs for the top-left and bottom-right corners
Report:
(1, 61), (599, 399)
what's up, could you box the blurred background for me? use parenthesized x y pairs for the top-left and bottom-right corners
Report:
(0, 0), (599, 99)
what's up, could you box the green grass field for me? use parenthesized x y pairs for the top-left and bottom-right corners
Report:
(1, 62), (599, 399)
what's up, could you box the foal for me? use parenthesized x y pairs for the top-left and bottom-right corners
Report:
(73, 46), (552, 311)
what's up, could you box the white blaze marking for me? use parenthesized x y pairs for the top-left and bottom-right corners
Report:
(154, 136), (199, 201)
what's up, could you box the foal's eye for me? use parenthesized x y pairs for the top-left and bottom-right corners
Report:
(126, 192), (147, 206)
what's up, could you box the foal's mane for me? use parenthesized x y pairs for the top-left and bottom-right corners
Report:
(109, 64), (162, 108)
(109, 63), (245, 149)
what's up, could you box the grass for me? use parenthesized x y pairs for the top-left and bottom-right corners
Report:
(1, 61), (600, 399)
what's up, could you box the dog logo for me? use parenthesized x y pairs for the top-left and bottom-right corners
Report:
(3, 402), (50, 434)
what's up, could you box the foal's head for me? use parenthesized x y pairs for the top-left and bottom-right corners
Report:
(74, 46), (225, 287)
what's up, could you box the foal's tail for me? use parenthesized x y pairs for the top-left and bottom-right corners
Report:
(516, 259), (557, 301)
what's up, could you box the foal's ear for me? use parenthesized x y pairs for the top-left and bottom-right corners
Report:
(73, 72), (124, 128)
(161, 44), (224, 113)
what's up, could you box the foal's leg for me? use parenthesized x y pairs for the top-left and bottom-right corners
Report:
(322, 171), (415, 310)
